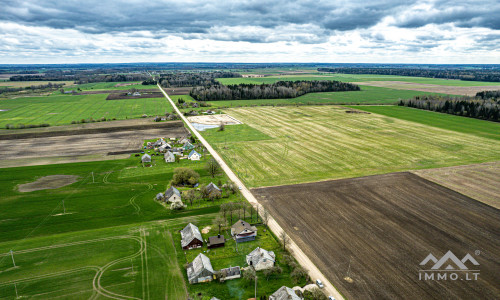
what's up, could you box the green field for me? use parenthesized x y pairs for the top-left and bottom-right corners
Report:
(75, 82), (148, 91)
(0, 215), (216, 299)
(202, 106), (500, 187)
(0, 154), (236, 243)
(217, 74), (500, 86)
(0, 93), (170, 127)
(352, 105), (500, 141)
(204, 86), (450, 107)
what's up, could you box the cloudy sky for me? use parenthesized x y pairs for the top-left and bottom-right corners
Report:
(1, 0), (499, 64)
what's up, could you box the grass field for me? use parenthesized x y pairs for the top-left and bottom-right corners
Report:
(0, 154), (236, 243)
(203, 86), (449, 107)
(0, 214), (217, 299)
(0, 93), (171, 127)
(202, 106), (500, 187)
(217, 74), (500, 86)
(352, 105), (500, 141)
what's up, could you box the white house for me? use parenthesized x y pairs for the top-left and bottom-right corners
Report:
(188, 150), (201, 161)
(164, 186), (181, 203)
(164, 151), (175, 163)
(246, 247), (275, 271)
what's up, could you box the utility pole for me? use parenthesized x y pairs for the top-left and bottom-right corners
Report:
(131, 259), (134, 273)
(62, 199), (66, 214)
(254, 275), (258, 299)
(10, 250), (16, 267)
(91, 172), (94, 183)
(14, 283), (19, 299)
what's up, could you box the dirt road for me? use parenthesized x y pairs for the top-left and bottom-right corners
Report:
(157, 84), (344, 299)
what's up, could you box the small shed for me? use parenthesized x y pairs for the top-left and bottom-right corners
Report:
(231, 220), (257, 242)
(183, 141), (195, 150)
(206, 182), (221, 197)
(219, 266), (241, 282)
(207, 234), (225, 249)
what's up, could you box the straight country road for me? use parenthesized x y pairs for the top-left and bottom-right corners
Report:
(157, 83), (344, 300)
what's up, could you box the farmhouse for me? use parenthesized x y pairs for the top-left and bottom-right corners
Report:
(219, 266), (241, 282)
(159, 143), (171, 153)
(231, 220), (257, 242)
(164, 186), (181, 203)
(187, 253), (214, 284)
(188, 150), (201, 161)
(207, 234), (225, 249)
(246, 247), (275, 271)
(206, 182), (222, 197)
(141, 154), (152, 166)
(164, 151), (175, 163)
(181, 223), (203, 250)
(179, 137), (190, 144)
(269, 286), (302, 300)
(171, 148), (184, 155)
(183, 141), (195, 150)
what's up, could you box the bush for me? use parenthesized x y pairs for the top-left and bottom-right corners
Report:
(172, 168), (200, 186)
(142, 114), (148, 118)
(5, 124), (14, 129)
(17, 124), (25, 129)
(71, 120), (78, 124)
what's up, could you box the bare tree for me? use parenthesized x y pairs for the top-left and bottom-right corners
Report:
(206, 158), (221, 178)
(279, 230), (290, 251)
(262, 207), (270, 229)
(214, 214), (227, 234)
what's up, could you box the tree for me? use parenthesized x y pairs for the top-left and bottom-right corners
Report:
(291, 265), (308, 283)
(282, 254), (296, 267)
(243, 268), (256, 282)
(172, 168), (200, 186)
(184, 190), (195, 206)
(303, 287), (328, 300)
(214, 214), (227, 234)
(279, 230), (290, 251)
(263, 266), (282, 281)
(206, 158), (221, 178)
(218, 122), (225, 131)
(261, 207), (270, 228)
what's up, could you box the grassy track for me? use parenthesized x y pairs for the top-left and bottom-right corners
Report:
(75, 82), (147, 90)
(0, 94), (171, 127)
(202, 106), (500, 187)
(217, 74), (500, 86)
(352, 105), (500, 141)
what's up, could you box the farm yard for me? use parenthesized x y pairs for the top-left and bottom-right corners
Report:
(252, 172), (500, 299)
(0, 121), (187, 168)
(0, 93), (173, 128)
(202, 106), (500, 187)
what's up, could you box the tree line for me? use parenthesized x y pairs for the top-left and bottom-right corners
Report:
(158, 71), (241, 87)
(0, 82), (66, 95)
(10, 71), (150, 84)
(398, 94), (500, 122)
(190, 80), (360, 101)
(318, 67), (500, 82)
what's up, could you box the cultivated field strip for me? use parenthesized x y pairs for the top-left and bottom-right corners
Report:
(214, 106), (500, 187)
(252, 172), (500, 299)
(413, 161), (500, 209)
